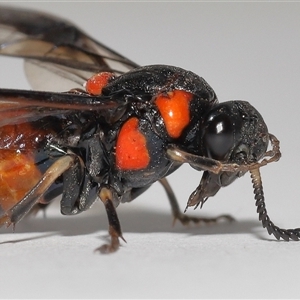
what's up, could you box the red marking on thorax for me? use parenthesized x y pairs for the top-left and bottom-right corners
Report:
(116, 117), (150, 170)
(155, 90), (193, 139)
(85, 72), (115, 95)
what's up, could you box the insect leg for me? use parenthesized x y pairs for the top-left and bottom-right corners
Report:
(167, 145), (241, 174)
(61, 170), (98, 215)
(0, 155), (76, 227)
(60, 155), (85, 215)
(159, 178), (233, 225)
(167, 134), (281, 174)
(96, 186), (126, 254)
(60, 136), (102, 215)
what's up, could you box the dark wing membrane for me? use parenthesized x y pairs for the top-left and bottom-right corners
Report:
(0, 6), (139, 91)
(0, 88), (127, 126)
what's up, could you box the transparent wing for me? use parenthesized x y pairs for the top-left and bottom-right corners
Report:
(0, 88), (127, 126)
(0, 6), (139, 91)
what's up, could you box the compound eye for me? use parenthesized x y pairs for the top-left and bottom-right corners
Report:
(203, 113), (235, 160)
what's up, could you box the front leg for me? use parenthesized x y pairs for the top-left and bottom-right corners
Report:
(166, 136), (281, 174)
(96, 186), (126, 254)
(159, 178), (234, 225)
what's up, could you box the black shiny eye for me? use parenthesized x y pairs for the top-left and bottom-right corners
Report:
(203, 112), (234, 160)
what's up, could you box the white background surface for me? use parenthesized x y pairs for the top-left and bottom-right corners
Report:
(0, 1), (300, 298)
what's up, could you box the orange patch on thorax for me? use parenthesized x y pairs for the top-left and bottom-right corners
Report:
(155, 90), (193, 138)
(116, 117), (150, 170)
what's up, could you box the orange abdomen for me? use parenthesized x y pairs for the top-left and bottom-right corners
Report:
(0, 150), (42, 212)
(0, 123), (50, 214)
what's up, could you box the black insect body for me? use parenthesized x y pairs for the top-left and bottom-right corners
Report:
(0, 7), (297, 253)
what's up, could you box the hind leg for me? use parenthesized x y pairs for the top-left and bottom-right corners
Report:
(0, 155), (75, 228)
